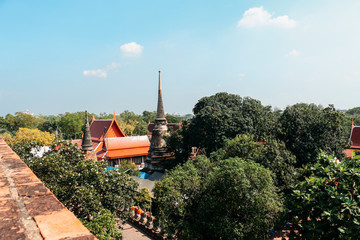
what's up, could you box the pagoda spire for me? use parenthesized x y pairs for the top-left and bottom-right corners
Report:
(156, 70), (166, 120)
(81, 110), (93, 151)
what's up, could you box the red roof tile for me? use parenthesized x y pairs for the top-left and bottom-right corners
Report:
(90, 120), (112, 141)
(350, 126), (360, 148)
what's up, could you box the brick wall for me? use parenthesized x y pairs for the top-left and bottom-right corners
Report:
(0, 138), (96, 240)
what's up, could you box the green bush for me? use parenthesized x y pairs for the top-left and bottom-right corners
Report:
(287, 153), (360, 239)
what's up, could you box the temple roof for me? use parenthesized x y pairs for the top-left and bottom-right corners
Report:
(98, 136), (150, 159)
(350, 126), (360, 149)
(104, 136), (150, 150)
(90, 114), (125, 141)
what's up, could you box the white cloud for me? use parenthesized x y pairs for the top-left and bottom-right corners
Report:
(238, 73), (245, 80)
(83, 69), (107, 78)
(286, 49), (300, 57)
(237, 6), (296, 28)
(83, 62), (121, 78)
(120, 42), (144, 57)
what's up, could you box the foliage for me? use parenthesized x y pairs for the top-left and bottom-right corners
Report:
(153, 155), (282, 239)
(4, 128), (55, 146)
(117, 160), (140, 176)
(287, 153), (360, 239)
(188, 92), (277, 154)
(83, 209), (122, 240)
(0, 112), (36, 133)
(153, 156), (213, 238)
(118, 119), (139, 136)
(346, 107), (360, 116)
(59, 112), (84, 139)
(196, 158), (283, 240)
(165, 121), (192, 165)
(278, 103), (346, 167)
(134, 188), (152, 211)
(12, 140), (138, 239)
(211, 134), (297, 192)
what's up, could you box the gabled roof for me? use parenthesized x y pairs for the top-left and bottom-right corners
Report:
(90, 114), (125, 142)
(350, 126), (360, 148)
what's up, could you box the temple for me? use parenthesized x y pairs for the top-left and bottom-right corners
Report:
(144, 71), (174, 172)
(344, 120), (360, 158)
(80, 110), (97, 160)
(73, 112), (150, 168)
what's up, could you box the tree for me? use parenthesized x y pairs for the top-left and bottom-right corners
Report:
(287, 153), (360, 239)
(346, 107), (360, 116)
(134, 188), (152, 211)
(189, 92), (276, 155)
(278, 103), (346, 167)
(59, 112), (84, 139)
(210, 134), (297, 192)
(5, 128), (55, 146)
(153, 155), (282, 239)
(196, 158), (283, 240)
(165, 120), (193, 165)
(153, 156), (213, 239)
(82, 209), (122, 240)
(13, 140), (138, 239)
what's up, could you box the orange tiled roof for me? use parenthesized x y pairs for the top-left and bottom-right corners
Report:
(106, 147), (150, 159)
(102, 136), (150, 159)
(104, 136), (150, 150)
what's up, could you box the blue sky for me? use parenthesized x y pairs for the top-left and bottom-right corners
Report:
(1, 0), (360, 116)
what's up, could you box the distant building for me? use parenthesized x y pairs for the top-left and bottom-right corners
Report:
(344, 120), (360, 158)
(73, 112), (150, 168)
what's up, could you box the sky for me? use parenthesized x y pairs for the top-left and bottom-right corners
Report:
(1, 0), (360, 116)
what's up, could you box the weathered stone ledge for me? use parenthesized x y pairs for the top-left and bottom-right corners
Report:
(0, 138), (96, 240)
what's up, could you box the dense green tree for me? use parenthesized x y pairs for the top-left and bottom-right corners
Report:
(210, 134), (297, 192)
(153, 155), (282, 239)
(287, 153), (360, 239)
(346, 107), (360, 116)
(165, 121), (193, 165)
(189, 92), (277, 155)
(278, 103), (346, 167)
(196, 158), (282, 240)
(153, 156), (213, 239)
(37, 115), (60, 135)
(142, 111), (157, 123)
(1, 112), (36, 133)
(59, 112), (84, 139)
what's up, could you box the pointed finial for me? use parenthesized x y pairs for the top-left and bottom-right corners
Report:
(113, 112), (116, 120)
(159, 70), (162, 94)
(352, 119), (355, 128)
(92, 113), (95, 122)
(156, 70), (166, 120)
